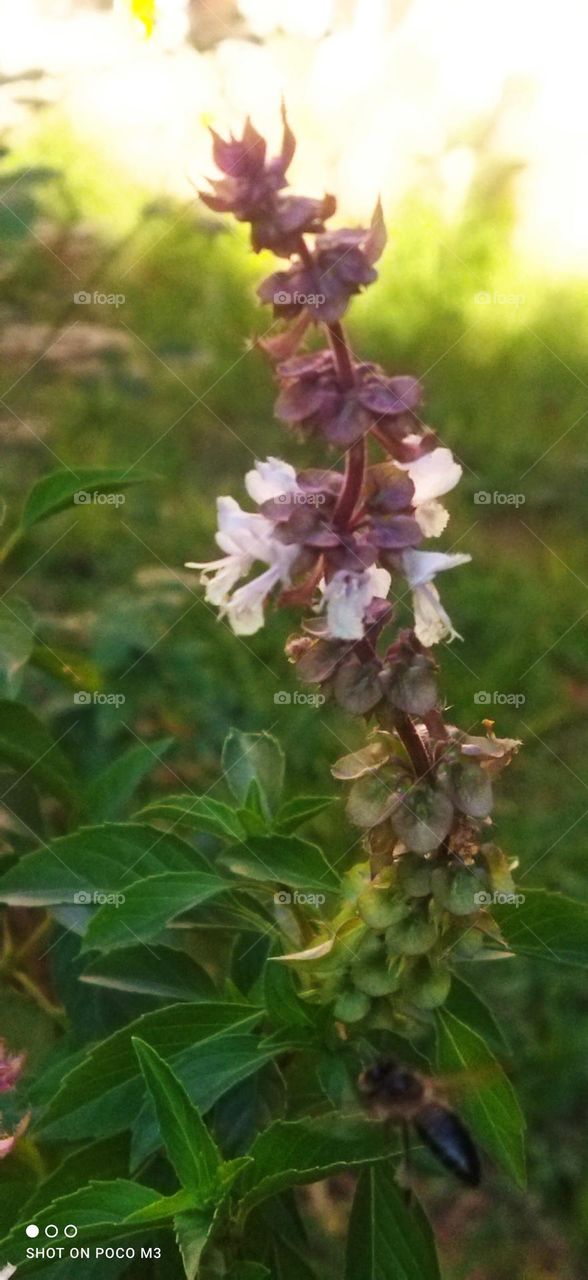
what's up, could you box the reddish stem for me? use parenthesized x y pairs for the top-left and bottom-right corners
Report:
(393, 710), (431, 778)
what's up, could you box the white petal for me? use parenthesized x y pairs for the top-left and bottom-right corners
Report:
(415, 499), (449, 538)
(367, 566), (392, 599)
(0, 1264), (16, 1279)
(403, 447), (462, 504)
(402, 549), (471, 589)
(201, 556), (250, 607)
(412, 583), (461, 646)
(245, 456), (299, 505)
(323, 570), (375, 640)
(215, 496), (274, 561)
(224, 564), (282, 635)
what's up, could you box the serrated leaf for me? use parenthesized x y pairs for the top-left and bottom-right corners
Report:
(81, 946), (216, 1000)
(133, 1039), (221, 1200)
(220, 834), (337, 893)
(445, 976), (509, 1054)
(344, 1164), (441, 1280)
(264, 960), (315, 1029)
(0, 822), (208, 907)
(436, 1010), (525, 1186)
(0, 598), (35, 698)
(130, 1034), (281, 1170)
(0, 699), (76, 807)
(84, 737), (173, 822)
(274, 795), (334, 834)
(174, 1206), (219, 1280)
(222, 730), (285, 818)
(83, 869), (230, 952)
(493, 888), (588, 966)
(134, 793), (246, 842)
(19, 467), (152, 531)
(37, 1001), (261, 1142)
(239, 1115), (401, 1213)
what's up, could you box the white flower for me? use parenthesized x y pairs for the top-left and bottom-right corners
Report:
(322, 566), (392, 640)
(402, 548), (471, 646)
(400, 447), (462, 537)
(245, 456), (299, 504)
(186, 461), (302, 635)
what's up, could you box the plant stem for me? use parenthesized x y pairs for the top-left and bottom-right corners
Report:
(393, 710), (431, 778)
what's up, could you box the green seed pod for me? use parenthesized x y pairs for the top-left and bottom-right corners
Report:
(357, 883), (408, 929)
(445, 917), (485, 958)
(334, 989), (371, 1023)
(396, 852), (432, 898)
(385, 909), (437, 956)
(391, 783), (454, 854)
(404, 957), (452, 1009)
(431, 865), (486, 916)
(351, 936), (402, 993)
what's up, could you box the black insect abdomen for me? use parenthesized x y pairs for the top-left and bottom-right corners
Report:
(415, 1103), (481, 1186)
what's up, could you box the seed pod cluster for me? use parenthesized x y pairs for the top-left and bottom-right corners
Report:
(314, 842), (515, 1028)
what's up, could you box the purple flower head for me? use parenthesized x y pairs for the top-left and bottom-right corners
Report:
(200, 109), (336, 255)
(275, 349), (422, 447)
(258, 200), (387, 323)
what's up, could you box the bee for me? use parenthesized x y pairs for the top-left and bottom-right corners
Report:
(358, 1057), (481, 1187)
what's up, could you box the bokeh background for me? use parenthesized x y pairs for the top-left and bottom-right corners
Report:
(0, 2), (587, 1276)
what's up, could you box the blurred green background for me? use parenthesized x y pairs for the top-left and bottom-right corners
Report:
(1, 123), (587, 1278)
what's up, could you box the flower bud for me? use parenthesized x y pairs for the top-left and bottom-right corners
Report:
(482, 843), (515, 895)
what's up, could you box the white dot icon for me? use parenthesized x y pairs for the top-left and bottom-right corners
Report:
(64, 1225), (77, 1239)
(25, 1225), (39, 1238)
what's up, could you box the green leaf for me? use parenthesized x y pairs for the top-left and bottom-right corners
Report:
(436, 1009), (526, 1186)
(29, 643), (102, 692)
(445, 976), (509, 1054)
(19, 466), (152, 531)
(37, 1001), (261, 1142)
(493, 888), (588, 966)
(130, 1034), (281, 1170)
(81, 946), (216, 1000)
(0, 699), (76, 806)
(133, 1038), (221, 1202)
(22, 1135), (131, 1217)
(219, 834), (338, 892)
(0, 1180), (164, 1275)
(0, 822), (208, 907)
(264, 960), (316, 1029)
(222, 730), (285, 818)
(274, 795), (334, 834)
(239, 1115), (402, 1213)
(344, 1164), (441, 1280)
(174, 1206), (219, 1280)
(0, 598), (35, 697)
(83, 869), (230, 952)
(134, 793), (246, 842)
(84, 737), (173, 822)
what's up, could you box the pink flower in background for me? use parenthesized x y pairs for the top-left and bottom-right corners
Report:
(0, 1041), (25, 1094)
